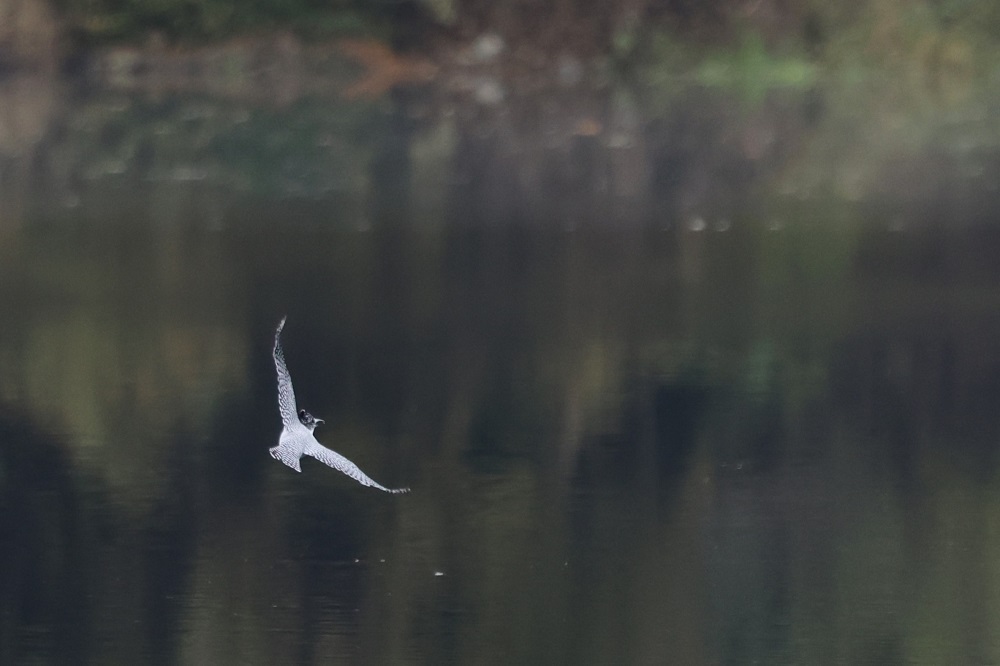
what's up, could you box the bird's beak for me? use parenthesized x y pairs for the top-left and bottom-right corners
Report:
(315, 418), (325, 424)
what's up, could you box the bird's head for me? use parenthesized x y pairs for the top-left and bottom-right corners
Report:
(298, 409), (324, 431)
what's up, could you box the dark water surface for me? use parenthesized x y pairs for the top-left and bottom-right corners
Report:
(3, 76), (1000, 665)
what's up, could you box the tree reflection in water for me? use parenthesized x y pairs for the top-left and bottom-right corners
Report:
(2, 78), (1000, 664)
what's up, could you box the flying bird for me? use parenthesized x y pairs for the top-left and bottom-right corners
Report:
(269, 317), (409, 494)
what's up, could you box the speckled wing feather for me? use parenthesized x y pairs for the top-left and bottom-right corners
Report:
(273, 317), (298, 428)
(303, 439), (410, 494)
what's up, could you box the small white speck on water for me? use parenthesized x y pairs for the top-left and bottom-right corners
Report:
(434, 571), (445, 577)
(380, 559), (386, 563)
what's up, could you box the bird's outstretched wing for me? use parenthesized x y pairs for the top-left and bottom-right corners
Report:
(304, 439), (410, 494)
(274, 317), (298, 428)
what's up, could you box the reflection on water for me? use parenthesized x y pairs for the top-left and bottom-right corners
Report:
(3, 75), (1000, 665)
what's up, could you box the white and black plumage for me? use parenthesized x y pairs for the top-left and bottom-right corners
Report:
(269, 317), (409, 494)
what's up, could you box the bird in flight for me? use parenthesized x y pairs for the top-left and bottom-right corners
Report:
(269, 317), (409, 494)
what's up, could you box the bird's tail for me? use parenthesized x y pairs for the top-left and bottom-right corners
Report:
(270, 445), (301, 472)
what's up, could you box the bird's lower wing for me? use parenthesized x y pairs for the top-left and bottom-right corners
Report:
(304, 441), (409, 494)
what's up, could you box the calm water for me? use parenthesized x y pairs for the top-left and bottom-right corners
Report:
(3, 74), (1000, 665)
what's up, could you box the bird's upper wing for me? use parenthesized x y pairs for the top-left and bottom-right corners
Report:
(304, 439), (409, 494)
(274, 316), (298, 428)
